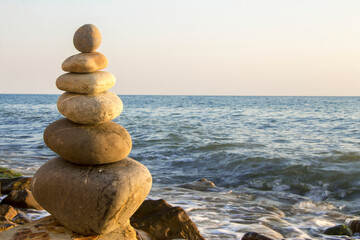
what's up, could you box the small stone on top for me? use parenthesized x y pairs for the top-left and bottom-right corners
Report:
(73, 24), (102, 53)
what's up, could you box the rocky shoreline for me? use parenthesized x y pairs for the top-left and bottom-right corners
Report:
(0, 173), (205, 239)
(3, 171), (360, 239)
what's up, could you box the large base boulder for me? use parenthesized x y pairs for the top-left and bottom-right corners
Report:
(31, 157), (152, 235)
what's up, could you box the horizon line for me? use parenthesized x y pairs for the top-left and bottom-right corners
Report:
(0, 93), (359, 97)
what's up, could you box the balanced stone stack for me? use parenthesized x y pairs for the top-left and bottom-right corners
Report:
(31, 24), (152, 235)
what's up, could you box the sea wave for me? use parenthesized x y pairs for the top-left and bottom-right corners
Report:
(1, 95), (360, 239)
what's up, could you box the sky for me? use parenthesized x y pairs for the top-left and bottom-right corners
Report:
(0, 0), (359, 96)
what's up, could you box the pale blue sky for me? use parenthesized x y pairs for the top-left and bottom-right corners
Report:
(0, 0), (359, 95)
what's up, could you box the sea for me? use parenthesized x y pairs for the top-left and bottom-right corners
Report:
(0, 94), (360, 240)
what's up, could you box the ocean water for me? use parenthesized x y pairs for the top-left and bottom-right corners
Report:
(0, 94), (360, 239)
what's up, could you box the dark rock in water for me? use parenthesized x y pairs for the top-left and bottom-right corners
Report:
(0, 177), (22, 195)
(349, 220), (360, 233)
(324, 224), (353, 236)
(242, 232), (275, 240)
(1, 189), (43, 210)
(130, 199), (205, 240)
(179, 178), (216, 191)
(1, 177), (32, 194)
(0, 177), (23, 187)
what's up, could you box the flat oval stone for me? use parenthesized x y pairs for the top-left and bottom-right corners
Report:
(57, 91), (123, 125)
(56, 71), (116, 94)
(31, 157), (152, 235)
(62, 52), (108, 73)
(73, 24), (102, 53)
(44, 118), (132, 165)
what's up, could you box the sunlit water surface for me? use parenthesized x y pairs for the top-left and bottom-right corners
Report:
(1, 95), (360, 239)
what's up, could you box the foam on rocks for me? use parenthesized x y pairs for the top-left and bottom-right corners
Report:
(31, 24), (152, 236)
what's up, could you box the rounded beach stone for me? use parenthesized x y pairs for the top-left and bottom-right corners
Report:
(31, 157), (152, 235)
(56, 71), (116, 94)
(73, 24), (102, 53)
(62, 52), (108, 73)
(57, 91), (123, 125)
(43, 118), (132, 165)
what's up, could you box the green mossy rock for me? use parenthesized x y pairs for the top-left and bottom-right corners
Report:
(324, 224), (353, 236)
(0, 168), (22, 178)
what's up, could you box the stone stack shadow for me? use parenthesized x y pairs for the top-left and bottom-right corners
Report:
(31, 24), (152, 235)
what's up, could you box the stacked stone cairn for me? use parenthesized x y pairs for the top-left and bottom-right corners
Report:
(31, 24), (152, 235)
